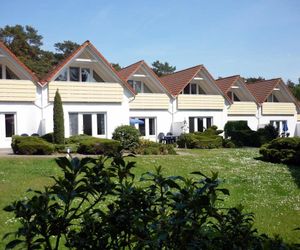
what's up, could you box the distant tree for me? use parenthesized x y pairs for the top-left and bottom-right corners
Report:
(54, 40), (80, 61)
(152, 60), (176, 76)
(53, 90), (65, 144)
(111, 63), (122, 71)
(287, 78), (300, 101)
(245, 77), (265, 83)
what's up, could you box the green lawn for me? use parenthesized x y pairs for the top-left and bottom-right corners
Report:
(0, 148), (299, 248)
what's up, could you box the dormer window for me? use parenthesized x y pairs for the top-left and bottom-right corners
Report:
(128, 80), (152, 93)
(267, 93), (279, 102)
(0, 64), (19, 80)
(228, 91), (240, 102)
(55, 67), (104, 82)
(183, 83), (205, 95)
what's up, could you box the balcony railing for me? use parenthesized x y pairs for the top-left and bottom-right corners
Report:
(0, 79), (36, 102)
(48, 81), (123, 103)
(228, 102), (257, 115)
(129, 93), (169, 110)
(262, 102), (296, 115)
(177, 94), (224, 110)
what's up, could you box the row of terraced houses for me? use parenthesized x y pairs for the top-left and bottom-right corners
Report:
(0, 40), (299, 148)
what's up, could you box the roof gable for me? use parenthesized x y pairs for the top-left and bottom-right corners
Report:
(40, 41), (135, 94)
(0, 41), (38, 82)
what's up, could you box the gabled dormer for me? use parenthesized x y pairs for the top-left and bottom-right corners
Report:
(42, 40), (134, 103)
(160, 65), (228, 110)
(246, 78), (298, 115)
(118, 61), (170, 109)
(216, 75), (258, 115)
(0, 42), (38, 102)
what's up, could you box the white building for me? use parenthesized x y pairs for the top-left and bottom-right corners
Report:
(0, 40), (299, 148)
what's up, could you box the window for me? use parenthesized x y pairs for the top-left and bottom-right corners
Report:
(5, 114), (15, 137)
(228, 91), (241, 102)
(92, 71), (104, 82)
(70, 67), (80, 81)
(182, 83), (205, 95)
(81, 68), (90, 82)
(267, 93), (279, 102)
(270, 120), (287, 134)
(0, 64), (2, 79)
(189, 117), (212, 133)
(56, 68), (68, 81)
(69, 113), (78, 136)
(97, 114), (105, 135)
(130, 117), (156, 137)
(83, 114), (92, 135)
(128, 80), (152, 93)
(149, 118), (155, 135)
(6, 66), (19, 79)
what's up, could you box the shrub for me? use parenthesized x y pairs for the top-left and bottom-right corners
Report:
(230, 130), (260, 147)
(223, 138), (236, 148)
(259, 137), (300, 165)
(11, 136), (54, 155)
(257, 124), (279, 145)
(177, 131), (222, 149)
(4, 154), (293, 249)
(77, 138), (120, 155)
(224, 121), (250, 138)
(135, 139), (176, 155)
(41, 132), (54, 143)
(53, 89), (65, 144)
(55, 144), (78, 153)
(65, 134), (93, 144)
(112, 125), (140, 151)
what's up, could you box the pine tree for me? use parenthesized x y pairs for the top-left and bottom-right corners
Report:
(53, 89), (65, 144)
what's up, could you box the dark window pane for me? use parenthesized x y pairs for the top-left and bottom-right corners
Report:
(191, 84), (197, 94)
(135, 81), (142, 93)
(139, 118), (145, 136)
(197, 118), (203, 132)
(149, 118), (155, 135)
(92, 70), (104, 82)
(83, 114), (92, 135)
(233, 93), (240, 102)
(183, 85), (190, 94)
(273, 94), (279, 102)
(70, 67), (79, 81)
(206, 118), (212, 129)
(97, 114), (105, 135)
(5, 114), (15, 137)
(69, 113), (78, 136)
(0, 65), (2, 79)
(143, 83), (152, 93)
(128, 80), (134, 88)
(6, 67), (19, 79)
(198, 85), (205, 94)
(81, 68), (90, 82)
(55, 68), (67, 81)
(189, 117), (194, 133)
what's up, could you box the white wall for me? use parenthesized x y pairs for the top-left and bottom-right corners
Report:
(0, 103), (41, 148)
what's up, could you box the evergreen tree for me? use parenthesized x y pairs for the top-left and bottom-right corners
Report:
(152, 60), (176, 76)
(53, 89), (65, 144)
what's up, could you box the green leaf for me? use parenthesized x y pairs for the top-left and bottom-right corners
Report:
(217, 188), (230, 196)
(5, 239), (23, 249)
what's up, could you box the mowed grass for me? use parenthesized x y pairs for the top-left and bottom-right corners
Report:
(0, 148), (299, 248)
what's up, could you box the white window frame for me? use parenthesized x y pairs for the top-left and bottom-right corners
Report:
(188, 117), (213, 133)
(0, 113), (16, 138)
(68, 112), (107, 137)
(128, 80), (152, 93)
(182, 83), (205, 95)
(130, 117), (156, 137)
(270, 120), (287, 134)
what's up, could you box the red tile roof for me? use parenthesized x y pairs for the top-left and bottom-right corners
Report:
(0, 41), (39, 82)
(159, 65), (204, 96)
(246, 78), (281, 103)
(39, 40), (135, 94)
(215, 75), (240, 94)
(118, 60), (171, 95)
(118, 60), (144, 81)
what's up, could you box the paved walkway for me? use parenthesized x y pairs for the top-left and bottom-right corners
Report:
(0, 148), (13, 155)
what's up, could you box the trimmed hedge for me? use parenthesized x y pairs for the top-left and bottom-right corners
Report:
(112, 125), (140, 150)
(77, 138), (120, 155)
(135, 139), (176, 155)
(177, 132), (223, 149)
(11, 136), (54, 155)
(259, 137), (300, 165)
(224, 121), (250, 138)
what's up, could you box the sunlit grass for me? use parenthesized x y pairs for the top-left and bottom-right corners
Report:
(0, 148), (299, 248)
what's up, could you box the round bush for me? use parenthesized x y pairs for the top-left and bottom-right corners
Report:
(112, 125), (140, 150)
(11, 136), (54, 155)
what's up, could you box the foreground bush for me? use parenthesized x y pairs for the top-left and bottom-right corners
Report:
(224, 120), (250, 138)
(177, 127), (223, 149)
(135, 139), (176, 155)
(11, 136), (54, 155)
(3, 154), (295, 249)
(77, 137), (120, 155)
(259, 137), (300, 165)
(112, 125), (140, 150)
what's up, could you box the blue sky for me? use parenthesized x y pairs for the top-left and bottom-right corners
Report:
(1, 0), (300, 82)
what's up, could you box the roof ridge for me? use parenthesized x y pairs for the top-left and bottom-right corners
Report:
(216, 75), (240, 81)
(246, 78), (281, 84)
(120, 60), (144, 71)
(161, 64), (203, 78)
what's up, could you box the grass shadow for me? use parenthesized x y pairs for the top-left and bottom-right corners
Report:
(254, 156), (300, 188)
